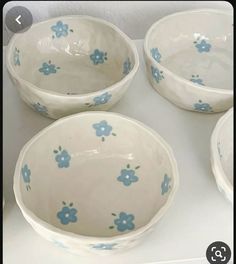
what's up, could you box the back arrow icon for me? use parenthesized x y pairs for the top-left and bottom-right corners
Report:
(16, 15), (22, 25)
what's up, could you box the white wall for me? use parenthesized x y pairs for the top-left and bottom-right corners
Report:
(3, 1), (232, 45)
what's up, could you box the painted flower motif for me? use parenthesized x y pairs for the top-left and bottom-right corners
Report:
(52, 240), (68, 249)
(194, 39), (211, 53)
(32, 102), (48, 115)
(91, 243), (117, 250)
(92, 120), (116, 141)
(21, 164), (31, 183)
(57, 201), (78, 225)
(190, 75), (205, 86)
(217, 142), (223, 159)
(51, 21), (73, 38)
(194, 100), (213, 112)
(90, 49), (107, 65)
(39, 60), (60, 75)
(21, 164), (31, 191)
(112, 212), (135, 232)
(14, 48), (20, 66)
(123, 57), (132, 75)
(161, 174), (171, 195)
(93, 92), (112, 105)
(151, 65), (164, 83)
(54, 146), (71, 168)
(151, 48), (161, 63)
(117, 164), (140, 186)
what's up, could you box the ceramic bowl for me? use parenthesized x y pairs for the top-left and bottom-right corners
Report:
(144, 9), (233, 113)
(6, 16), (139, 119)
(211, 108), (233, 203)
(14, 111), (179, 255)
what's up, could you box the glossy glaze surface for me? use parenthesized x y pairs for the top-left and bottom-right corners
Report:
(144, 9), (233, 113)
(14, 112), (179, 255)
(7, 16), (139, 119)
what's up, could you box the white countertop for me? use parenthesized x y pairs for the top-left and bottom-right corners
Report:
(3, 40), (233, 264)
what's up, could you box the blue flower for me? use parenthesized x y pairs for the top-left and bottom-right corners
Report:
(123, 58), (132, 75)
(151, 66), (164, 83)
(114, 212), (135, 232)
(51, 21), (69, 38)
(91, 243), (117, 250)
(117, 166), (139, 186)
(14, 48), (20, 66)
(54, 146), (71, 168)
(194, 100), (212, 112)
(57, 202), (77, 225)
(93, 120), (113, 137)
(32, 103), (48, 115)
(195, 40), (211, 53)
(90, 49), (107, 65)
(190, 75), (205, 86)
(93, 92), (112, 105)
(161, 174), (171, 195)
(21, 164), (31, 183)
(52, 240), (68, 249)
(39, 61), (60, 75)
(151, 48), (161, 63)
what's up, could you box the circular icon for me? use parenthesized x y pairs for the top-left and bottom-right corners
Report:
(5, 6), (33, 33)
(206, 241), (231, 264)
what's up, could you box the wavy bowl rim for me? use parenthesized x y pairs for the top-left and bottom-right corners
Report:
(143, 8), (233, 95)
(13, 111), (179, 243)
(6, 15), (139, 98)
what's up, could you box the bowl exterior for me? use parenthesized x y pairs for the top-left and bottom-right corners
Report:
(210, 162), (233, 203)
(210, 108), (233, 203)
(144, 53), (233, 114)
(7, 71), (135, 120)
(19, 209), (153, 256)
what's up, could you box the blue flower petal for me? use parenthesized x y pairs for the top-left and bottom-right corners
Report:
(93, 120), (113, 138)
(126, 222), (135, 230)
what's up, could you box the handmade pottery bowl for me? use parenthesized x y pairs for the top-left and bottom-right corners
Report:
(14, 112), (179, 255)
(6, 16), (139, 119)
(144, 9), (233, 113)
(211, 108), (233, 203)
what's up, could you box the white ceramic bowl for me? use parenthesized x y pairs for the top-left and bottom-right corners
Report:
(211, 108), (233, 203)
(144, 9), (233, 113)
(14, 112), (179, 255)
(6, 16), (139, 119)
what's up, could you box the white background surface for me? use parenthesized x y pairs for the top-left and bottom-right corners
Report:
(3, 39), (233, 263)
(3, 1), (232, 45)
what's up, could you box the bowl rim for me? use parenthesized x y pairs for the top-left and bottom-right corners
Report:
(13, 111), (179, 243)
(210, 107), (233, 203)
(6, 15), (139, 98)
(143, 8), (233, 95)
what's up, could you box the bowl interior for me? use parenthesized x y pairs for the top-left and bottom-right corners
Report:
(18, 113), (176, 237)
(217, 110), (233, 184)
(146, 10), (233, 90)
(9, 17), (135, 95)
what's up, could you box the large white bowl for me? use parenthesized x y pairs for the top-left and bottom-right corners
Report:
(144, 9), (233, 113)
(14, 112), (179, 255)
(6, 16), (139, 119)
(211, 108), (233, 203)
